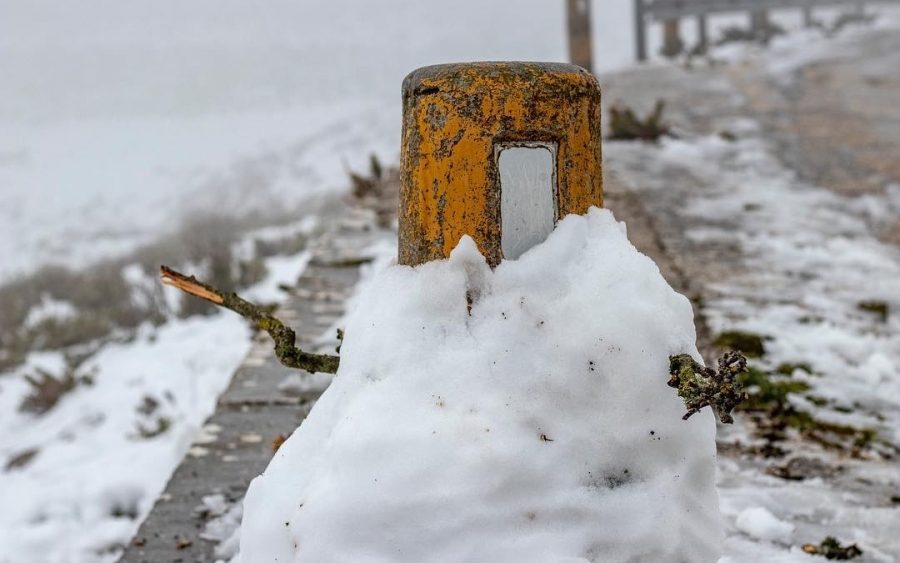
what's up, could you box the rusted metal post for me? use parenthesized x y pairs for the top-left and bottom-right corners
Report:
(697, 14), (709, 50)
(661, 19), (683, 57)
(750, 10), (770, 38)
(635, 0), (648, 61)
(567, 0), (593, 73)
(399, 62), (603, 268)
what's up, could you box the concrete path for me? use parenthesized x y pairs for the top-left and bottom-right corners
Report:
(728, 27), (900, 244)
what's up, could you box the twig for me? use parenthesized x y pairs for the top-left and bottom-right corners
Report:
(160, 265), (340, 374)
(668, 351), (748, 423)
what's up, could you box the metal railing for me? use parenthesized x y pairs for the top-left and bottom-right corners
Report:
(634, 0), (898, 59)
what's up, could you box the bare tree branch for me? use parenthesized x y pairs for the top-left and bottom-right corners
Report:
(668, 351), (748, 424)
(160, 265), (340, 374)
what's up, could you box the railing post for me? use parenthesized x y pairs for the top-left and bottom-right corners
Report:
(567, 0), (594, 73)
(803, 6), (814, 27)
(635, 0), (648, 62)
(750, 10), (770, 39)
(697, 14), (709, 51)
(662, 18), (683, 57)
(399, 63), (603, 268)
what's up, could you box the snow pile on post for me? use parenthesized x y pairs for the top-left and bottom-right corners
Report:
(240, 208), (723, 562)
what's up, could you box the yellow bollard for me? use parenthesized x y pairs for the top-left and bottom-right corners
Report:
(399, 62), (603, 268)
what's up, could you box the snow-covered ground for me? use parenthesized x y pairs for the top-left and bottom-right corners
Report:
(0, 315), (251, 561)
(604, 13), (900, 560)
(0, 215), (320, 562)
(2, 1), (899, 562)
(657, 130), (900, 561)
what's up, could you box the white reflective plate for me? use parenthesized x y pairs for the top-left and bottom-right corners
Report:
(498, 144), (558, 261)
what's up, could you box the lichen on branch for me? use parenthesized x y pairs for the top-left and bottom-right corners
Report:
(802, 537), (863, 560)
(160, 265), (340, 374)
(668, 351), (748, 423)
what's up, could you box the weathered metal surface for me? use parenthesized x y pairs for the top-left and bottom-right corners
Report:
(662, 19), (684, 57)
(698, 13), (709, 47)
(399, 62), (603, 268)
(567, 0), (594, 73)
(635, 0), (649, 60)
(750, 10), (771, 34)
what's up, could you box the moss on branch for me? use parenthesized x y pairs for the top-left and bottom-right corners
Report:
(668, 351), (748, 423)
(802, 537), (863, 560)
(160, 266), (340, 374)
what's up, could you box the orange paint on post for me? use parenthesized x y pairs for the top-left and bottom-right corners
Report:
(399, 62), (603, 268)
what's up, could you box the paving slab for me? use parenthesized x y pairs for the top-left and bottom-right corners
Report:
(122, 404), (311, 563)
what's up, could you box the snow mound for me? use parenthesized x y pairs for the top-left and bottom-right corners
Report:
(240, 208), (722, 562)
